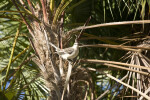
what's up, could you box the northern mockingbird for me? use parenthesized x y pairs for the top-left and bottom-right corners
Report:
(49, 40), (79, 60)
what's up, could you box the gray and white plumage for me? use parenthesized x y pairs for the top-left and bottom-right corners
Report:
(49, 41), (79, 60)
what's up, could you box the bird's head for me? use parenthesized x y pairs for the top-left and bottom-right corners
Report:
(74, 39), (78, 45)
(73, 42), (78, 46)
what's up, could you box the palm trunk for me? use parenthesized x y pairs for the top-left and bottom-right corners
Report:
(31, 22), (61, 100)
(21, 2), (94, 100)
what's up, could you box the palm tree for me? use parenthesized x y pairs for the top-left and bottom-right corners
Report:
(0, 0), (150, 100)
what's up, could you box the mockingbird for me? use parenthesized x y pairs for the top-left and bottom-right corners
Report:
(49, 40), (79, 60)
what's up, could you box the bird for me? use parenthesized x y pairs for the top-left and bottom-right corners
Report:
(49, 40), (79, 60)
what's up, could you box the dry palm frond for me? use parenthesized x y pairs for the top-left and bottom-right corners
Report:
(61, 62), (72, 100)
(68, 20), (150, 34)
(121, 39), (150, 99)
(95, 72), (129, 100)
(88, 67), (150, 100)
(80, 44), (150, 51)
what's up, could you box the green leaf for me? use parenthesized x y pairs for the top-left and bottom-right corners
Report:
(0, 91), (8, 100)
(5, 91), (17, 100)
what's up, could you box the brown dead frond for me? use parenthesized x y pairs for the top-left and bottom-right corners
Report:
(121, 39), (150, 99)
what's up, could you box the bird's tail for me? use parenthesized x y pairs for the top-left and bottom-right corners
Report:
(49, 42), (60, 51)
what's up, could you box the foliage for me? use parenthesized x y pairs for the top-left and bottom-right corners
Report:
(0, 0), (150, 100)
